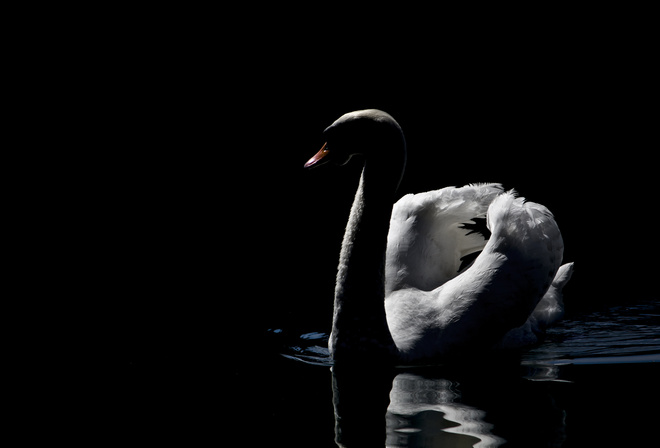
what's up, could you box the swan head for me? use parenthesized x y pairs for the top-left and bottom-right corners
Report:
(304, 109), (406, 169)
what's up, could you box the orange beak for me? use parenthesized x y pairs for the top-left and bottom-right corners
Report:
(304, 142), (330, 168)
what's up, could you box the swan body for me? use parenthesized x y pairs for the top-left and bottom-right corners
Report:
(305, 109), (573, 364)
(386, 185), (573, 361)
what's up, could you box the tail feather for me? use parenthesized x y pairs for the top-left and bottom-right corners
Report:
(551, 262), (574, 290)
(533, 262), (574, 327)
(495, 262), (574, 349)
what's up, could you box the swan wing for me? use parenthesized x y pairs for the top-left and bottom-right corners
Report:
(446, 192), (566, 354)
(385, 183), (504, 294)
(386, 190), (567, 359)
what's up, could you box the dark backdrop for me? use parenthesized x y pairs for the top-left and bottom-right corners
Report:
(51, 14), (657, 444)
(90, 37), (656, 368)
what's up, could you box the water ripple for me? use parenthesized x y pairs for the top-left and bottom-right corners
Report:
(275, 300), (660, 367)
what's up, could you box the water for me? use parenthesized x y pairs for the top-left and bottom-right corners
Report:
(269, 300), (660, 447)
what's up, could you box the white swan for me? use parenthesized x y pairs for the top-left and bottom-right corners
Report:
(305, 109), (573, 364)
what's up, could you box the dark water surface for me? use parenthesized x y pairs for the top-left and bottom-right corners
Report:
(264, 300), (660, 447)
(118, 300), (658, 446)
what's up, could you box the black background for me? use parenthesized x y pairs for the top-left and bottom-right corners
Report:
(44, 10), (657, 443)
(98, 30), (656, 365)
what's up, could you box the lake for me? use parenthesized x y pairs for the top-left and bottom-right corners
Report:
(261, 299), (660, 447)
(116, 299), (659, 447)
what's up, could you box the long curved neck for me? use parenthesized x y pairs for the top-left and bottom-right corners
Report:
(330, 157), (404, 362)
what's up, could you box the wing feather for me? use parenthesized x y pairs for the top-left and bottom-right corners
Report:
(385, 183), (503, 293)
(385, 184), (568, 359)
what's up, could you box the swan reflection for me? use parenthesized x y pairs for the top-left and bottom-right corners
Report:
(387, 373), (505, 447)
(282, 300), (660, 446)
(331, 365), (566, 447)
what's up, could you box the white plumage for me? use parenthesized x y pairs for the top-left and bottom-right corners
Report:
(385, 184), (573, 361)
(305, 109), (574, 364)
(386, 183), (503, 293)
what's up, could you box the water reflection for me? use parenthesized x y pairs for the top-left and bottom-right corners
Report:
(331, 363), (567, 447)
(331, 365), (394, 447)
(387, 373), (505, 447)
(278, 300), (659, 446)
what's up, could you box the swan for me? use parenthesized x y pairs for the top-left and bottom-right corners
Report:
(305, 109), (574, 364)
